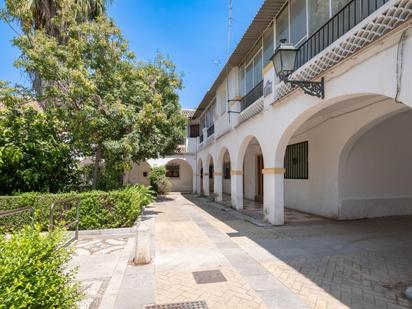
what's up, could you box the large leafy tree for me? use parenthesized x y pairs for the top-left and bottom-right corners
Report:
(0, 83), (78, 194)
(1, 0), (186, 189)
(2, 0), (111, 98)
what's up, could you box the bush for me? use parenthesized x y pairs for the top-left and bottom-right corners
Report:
(148, 166), (171, 195)
(0, 226), (80, 308)
(0, 185), (154, 233)
(0, 99), (79, 195)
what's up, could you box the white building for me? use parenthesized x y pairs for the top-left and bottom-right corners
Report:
(124, 109), (198, 192)
(191, 0), (412, 225)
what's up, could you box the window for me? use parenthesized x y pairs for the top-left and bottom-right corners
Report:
(331, 0), (351, 15)
(290, 0), (307, 44)
(143, 171), (148, 177)
(308, 0), (330, 35)
(276, 6), (289, 46)
(263, 25), (274, 66)
(284, 141), (308, 179)
(241, 49), (263, 96)
(166, 165), (180, 178)
(223, 161), (231, 179)
(189, 124), (199, 138)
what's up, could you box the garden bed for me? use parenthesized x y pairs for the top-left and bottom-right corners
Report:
(0, 185), (154, 233)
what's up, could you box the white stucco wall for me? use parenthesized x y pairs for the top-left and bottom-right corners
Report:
(284, 99), (410, 218)
(123, 162), (151, 186)
(166, 159), (194, 192)
(339, 110), (412, 218)
(195, 22), (412, 224)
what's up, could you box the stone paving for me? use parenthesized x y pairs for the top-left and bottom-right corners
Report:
(71, 193), (412, 309)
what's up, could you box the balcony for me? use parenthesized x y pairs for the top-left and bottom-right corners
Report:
(207, 124), (215, 138)
(199, 134), (204, 144)
(241, 81), (263, 111)
(295, 0), (390, 69)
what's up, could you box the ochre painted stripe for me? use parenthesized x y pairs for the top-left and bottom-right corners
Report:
(231, 170), (243, 176)
(262, 168), (286, 174)
(262, 62), (273, 75)
(214, 172), (222, 176)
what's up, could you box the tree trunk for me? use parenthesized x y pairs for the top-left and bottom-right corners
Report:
(92, 144), (102, 189)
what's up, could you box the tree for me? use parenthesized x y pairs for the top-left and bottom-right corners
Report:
(1, 0), (186, 189)
(1, 0), (111, 99)
(0, 82), (78, 194)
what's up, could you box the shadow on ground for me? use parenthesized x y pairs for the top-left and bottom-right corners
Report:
(183, 194), (412, 309)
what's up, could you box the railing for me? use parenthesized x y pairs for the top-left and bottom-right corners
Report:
(199, 134), (204, 144)
(0, 207), (34, 232)
(241, 80), (264, 111)
(295, 0), (389, 69)
(207, 124), (214, 137)
(49, 197), (80, 247)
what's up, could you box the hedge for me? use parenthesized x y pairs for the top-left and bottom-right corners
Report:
(0, 185), (154, 233)
(0, 227), (81, 308)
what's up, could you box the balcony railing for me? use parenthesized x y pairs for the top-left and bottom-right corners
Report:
(207, 124), (214, 137)
(241, 80), (263, 111)
(199, 134), (204, 144)
(295, 0), (389, 69)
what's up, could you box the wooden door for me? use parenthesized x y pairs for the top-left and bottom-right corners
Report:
(255, 155), (264, 202)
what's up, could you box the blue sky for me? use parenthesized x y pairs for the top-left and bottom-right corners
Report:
(0, 1), (262, 109)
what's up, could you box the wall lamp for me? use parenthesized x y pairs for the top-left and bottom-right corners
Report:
(270, 44), (325, 99)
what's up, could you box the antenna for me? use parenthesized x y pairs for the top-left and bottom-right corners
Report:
(227, 0), (233, 123)
(227, 0), (233, 57)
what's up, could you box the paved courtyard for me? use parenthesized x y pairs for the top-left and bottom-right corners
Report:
(72, 193), (412, 309)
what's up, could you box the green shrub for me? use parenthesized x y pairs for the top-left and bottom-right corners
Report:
(149, 166), (171, 195)
(0, 185), (154, 233)
(0, 226), (81, 308)
(0, 100), (79, 195)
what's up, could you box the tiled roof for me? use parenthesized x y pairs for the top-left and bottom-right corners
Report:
(182, 109), (195, 119)
(193, 0), (287, 119)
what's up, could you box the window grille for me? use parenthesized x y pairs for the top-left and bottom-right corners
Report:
(284, 141), (308, 179)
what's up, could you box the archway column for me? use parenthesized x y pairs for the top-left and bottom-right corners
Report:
(214, 172), (223, 201)
(203, 173), (210, 196)
(231, 170), (243, 210)
(262, 168), (285, 225)
(195, 173), (200, 194)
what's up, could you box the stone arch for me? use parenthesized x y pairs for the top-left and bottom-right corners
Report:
(215, 147), (232, 203)
(269, 93), (409, 224)
(162, 158), (194, 193)
(338, 108), (412, 219)
(205, 154), (215, 195)
(197, 158), (204, 194)
(236, 135), (265, 170)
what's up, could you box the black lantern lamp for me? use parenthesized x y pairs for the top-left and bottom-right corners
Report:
(270, 44), (325, 99)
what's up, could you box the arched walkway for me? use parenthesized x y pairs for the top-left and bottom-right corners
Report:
(268, 94), (410, 224)
(204, 154), (214, 196)
(230, 135), (265, 211)
(214, 147), (232, 203)
(164, 159), (193, 192)
(197, 158), (203, 194)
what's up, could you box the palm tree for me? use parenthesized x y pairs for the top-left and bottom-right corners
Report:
(25, 0), (112, 99)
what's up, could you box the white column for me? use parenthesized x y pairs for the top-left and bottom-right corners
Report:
(230, 171), (243, 210)
(203, 173), (210, 196)
(194, 173), (199, 194)
(263, 168), (285, 225)
(214, 172), (223, 201)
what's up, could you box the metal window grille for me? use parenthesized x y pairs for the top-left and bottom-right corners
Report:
(284, 141), (308, 179)
(166, 165), (180, 178)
